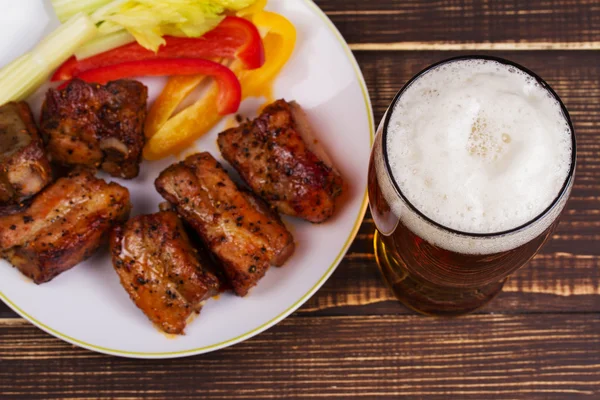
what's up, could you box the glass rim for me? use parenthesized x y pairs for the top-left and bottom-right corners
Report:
(381, 54), (577, 239)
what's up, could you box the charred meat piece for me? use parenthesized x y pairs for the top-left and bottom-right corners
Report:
(40, 79), (147, 179)
(155, 152), (294, 296)
(0, 169), (130, 283)
(0, 102), (51, 205)
(218, 99), (344, 223)
(111, 211), (220, 335)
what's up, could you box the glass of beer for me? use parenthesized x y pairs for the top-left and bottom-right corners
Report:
(368, 56), (576, 316)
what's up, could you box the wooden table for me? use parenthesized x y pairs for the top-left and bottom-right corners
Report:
(2, 1), (599, 398)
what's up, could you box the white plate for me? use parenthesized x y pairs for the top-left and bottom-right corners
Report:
(0, 0), (374, 358)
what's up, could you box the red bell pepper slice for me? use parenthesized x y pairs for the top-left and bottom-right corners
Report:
(52, 16), (264, 81)
(65, 59), (241, 115)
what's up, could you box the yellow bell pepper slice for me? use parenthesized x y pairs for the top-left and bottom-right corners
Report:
(145, 57), (223, 138)
(143, 11), (296, 160)
(239, 11), (296, 99)
(144, 74), (208, 138)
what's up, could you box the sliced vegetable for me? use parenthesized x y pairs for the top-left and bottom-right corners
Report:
(75, 30), (135, 59)
(239, 11), (296, 99)
(70, 58), (241, 115)
(52, 0), (112, 22)
(144, 74), (209, 138)
(0, 13), (97, 105)
(36, 15), (98, 71)
(143, 81), (223, 160)
(53, 16), (264, 81)
(217, 16), (265, 69)
(0, 54), (46, 106)
(143, 11), (296, 160)
(89, 0), (257, 52)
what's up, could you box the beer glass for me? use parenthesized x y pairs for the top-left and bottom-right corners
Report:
(368, 56), (576, 316)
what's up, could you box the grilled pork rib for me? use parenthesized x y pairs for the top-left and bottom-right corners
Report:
(40, 79), (147, 179)
(0, 169), (130, 283)
(111, 211), (220, 334)
(0, 102), (52, 205)
(218, 100), (344, 223)
(155, 152), (294, 296)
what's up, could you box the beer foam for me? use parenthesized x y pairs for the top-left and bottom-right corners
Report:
(380, 58), (573, 254)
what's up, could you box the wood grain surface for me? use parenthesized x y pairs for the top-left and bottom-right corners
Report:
(317, 0), (600, 49)
(1, 1), (599, 399)
(2, 315), (599, 399)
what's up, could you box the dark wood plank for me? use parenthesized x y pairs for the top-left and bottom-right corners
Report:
(1, 51), (599, 318)
(316, 0), (600, 46)
(0, 315), (598, 399)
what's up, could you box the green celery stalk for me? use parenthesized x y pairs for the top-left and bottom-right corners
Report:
(51, 0), (113, 22)
(0, 13), (97, 105)
(0, 54), (47, 105)
(36, 13), (98, 71)
(97, 20), (128, 35)
(75, 30), (135, 59)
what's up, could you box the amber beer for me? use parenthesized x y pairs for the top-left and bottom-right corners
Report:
(368, 56), (576, 315)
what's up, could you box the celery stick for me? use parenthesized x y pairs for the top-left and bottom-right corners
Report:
(0, 55), (48, 105)
(0, 54), (29, 78)
(97, 20), (128, 35)
(91, 0), (128, 23)
(35, 13), (98, 71)
(0, 14), (97, 105)
(75, 30), (135, 59)
(51, 0), (113, 22)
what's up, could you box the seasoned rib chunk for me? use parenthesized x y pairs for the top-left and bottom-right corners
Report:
(0, 102), (51, 205)
(218, 99), (344, 223)
(155, 152), (294, 296)
(110, 211), (220, 334)
(0, 169), (130, 283)
(40, 79), (147, 179)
